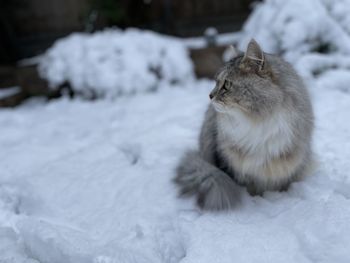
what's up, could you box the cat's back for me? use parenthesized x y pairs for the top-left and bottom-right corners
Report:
(266, 54), (314, 138)
(267, 54), (313, 112)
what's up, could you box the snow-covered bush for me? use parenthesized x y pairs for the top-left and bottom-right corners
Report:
(239, 0), (350, 90)
(39, 28), (194, 98)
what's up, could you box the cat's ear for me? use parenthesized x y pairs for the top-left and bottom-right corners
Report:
(242, 39), (265, 70)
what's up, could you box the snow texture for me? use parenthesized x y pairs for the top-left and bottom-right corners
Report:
(39, 28), (194, 98)
(2, 1), (350, 261)
(239, 0), (350, 92)
(1, 77), (350, 262)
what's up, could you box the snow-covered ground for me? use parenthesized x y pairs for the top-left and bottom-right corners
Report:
(2, 0), (350, 261)
(1, 77), (350, 262)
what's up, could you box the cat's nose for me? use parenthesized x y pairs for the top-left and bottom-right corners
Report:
(209, 93), (214, 100)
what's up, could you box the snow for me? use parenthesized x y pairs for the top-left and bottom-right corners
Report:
(0, 87), (20, 99)
(1, 77), (350, 262)
(184, 32), (242, 49)
(2, 1), (350, 261)
(238, 0), (350, 92)
(39, 29), (194, 98)
(18, 56), (43, 67)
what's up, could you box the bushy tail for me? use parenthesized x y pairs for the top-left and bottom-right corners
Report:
(174, 150), (241, 210)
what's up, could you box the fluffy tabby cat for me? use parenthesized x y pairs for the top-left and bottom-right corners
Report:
(174, 39), (314, 210)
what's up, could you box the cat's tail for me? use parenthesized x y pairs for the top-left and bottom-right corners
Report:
(173, 150), (241, 210)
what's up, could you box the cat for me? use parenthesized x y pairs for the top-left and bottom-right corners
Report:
(174, 39), (314, 210)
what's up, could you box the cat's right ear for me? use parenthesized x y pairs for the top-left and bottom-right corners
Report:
(241, 39), (265, 70)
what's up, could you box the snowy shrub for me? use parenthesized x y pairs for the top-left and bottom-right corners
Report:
(39, 28), (194, 98)
(239, 0), (350, 90)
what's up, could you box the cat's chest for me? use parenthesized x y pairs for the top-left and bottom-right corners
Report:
(216, 110), (297, 188)
(217, 109), (293, 158)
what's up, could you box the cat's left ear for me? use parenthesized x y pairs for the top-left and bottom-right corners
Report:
(242, 39), (265, 70)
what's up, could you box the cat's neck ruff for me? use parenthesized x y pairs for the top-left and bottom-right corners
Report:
(216, 107), (294, 159)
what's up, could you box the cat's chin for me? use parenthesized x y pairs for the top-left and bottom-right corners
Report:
(211, 101), (228, 113)
(212, 101), (245, 116)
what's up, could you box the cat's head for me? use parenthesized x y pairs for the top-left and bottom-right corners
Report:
(210, 39), (284, 118)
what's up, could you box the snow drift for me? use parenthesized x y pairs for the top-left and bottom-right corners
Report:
(1, 81), (350, 262)
(239, 0), (350, 91)
(39, 28), (194, 98)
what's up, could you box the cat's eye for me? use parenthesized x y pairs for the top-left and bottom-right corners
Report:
(222, 80), (230, 91)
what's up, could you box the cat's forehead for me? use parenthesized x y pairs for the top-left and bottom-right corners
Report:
(228, 55), (244, 67)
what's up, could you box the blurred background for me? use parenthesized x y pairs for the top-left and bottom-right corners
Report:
(2, 0), (350, 108)
(0, 0), (257, 107)
(0, 0), (254, 61)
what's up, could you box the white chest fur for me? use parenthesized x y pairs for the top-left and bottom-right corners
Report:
(217, 108), (300, 190)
